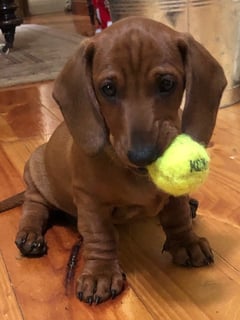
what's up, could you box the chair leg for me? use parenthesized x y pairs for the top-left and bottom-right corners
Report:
(0, 0), (23, 53)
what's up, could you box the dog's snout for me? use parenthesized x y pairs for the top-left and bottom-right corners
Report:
(127, 146), (158, 167)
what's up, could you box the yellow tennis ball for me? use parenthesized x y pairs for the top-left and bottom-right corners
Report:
(147, 134), (210, 196)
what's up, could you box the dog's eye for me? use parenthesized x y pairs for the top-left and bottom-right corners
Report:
(101, 82), (117, 98)
(157, 75), (176, 95)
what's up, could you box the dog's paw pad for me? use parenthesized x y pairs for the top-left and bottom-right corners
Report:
(15, 230), (47, 257)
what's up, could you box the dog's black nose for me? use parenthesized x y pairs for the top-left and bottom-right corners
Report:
(127, 146), (158, 167)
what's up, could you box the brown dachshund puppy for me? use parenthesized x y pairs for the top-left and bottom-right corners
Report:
(13, 17), (226, 304)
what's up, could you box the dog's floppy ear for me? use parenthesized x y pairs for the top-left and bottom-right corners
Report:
(178, 34), (227, 145)
(53, 38), (106, 155)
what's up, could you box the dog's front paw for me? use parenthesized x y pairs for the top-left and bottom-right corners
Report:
(15, 230), (47, 257)
(77, 259), (125, 304)
(163, 235), (214, 267)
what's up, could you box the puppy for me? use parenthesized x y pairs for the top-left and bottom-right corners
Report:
(1, 17), (227, 304)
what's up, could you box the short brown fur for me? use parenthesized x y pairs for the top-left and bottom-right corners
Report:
(8, 17), (227, 304)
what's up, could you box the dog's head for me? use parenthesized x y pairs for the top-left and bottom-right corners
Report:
(53, 17), (227, 168)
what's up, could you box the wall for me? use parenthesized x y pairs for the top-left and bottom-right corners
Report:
(28, 0), (66, 15)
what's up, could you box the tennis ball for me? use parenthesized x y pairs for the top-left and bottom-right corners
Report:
(147, 134), (210, 196)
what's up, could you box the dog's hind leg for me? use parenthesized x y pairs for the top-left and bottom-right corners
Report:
(15, 161), (51, 256)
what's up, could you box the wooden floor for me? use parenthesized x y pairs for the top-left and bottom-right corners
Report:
(0, 12), (240, 320)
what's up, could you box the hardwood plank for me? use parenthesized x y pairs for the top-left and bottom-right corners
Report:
(0, 145), (25, 198)
(1, 86), (240, 319)
(0, 216), (154, 320)
(0, 251), (23, 320)
(0, 116), (17, 143)
(0, 90), (60, 140)
(193, 104), (240, 227)
(118, 214), (240, 320)
(0, 11), (240, 320)
(1, 138), (50, 175)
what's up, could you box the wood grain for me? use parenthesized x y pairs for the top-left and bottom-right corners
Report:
(0, 12), (240, 320)
(0, 252), (23, 320)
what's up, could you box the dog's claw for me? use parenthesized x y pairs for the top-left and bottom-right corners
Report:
(21, 238), (27, 245)
(32, 241), (41, 248)
(122, 272), (127, 280)
(184, 259), (192, 267)
(87, 296), (93, 305)
(94, 295), (101, 305)
(77, 292), (83, 301)
(162, 245), (166, 253)
(204, 259), (211, 265)
(111, 289), (117, 299)
(15, 235), (27, 247)
(206, 255), (214, 264)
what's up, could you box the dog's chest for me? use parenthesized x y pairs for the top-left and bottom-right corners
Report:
(72, 145), (166, 208)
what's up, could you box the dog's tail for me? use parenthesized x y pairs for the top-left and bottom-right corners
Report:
(0, 191), (25, 213)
